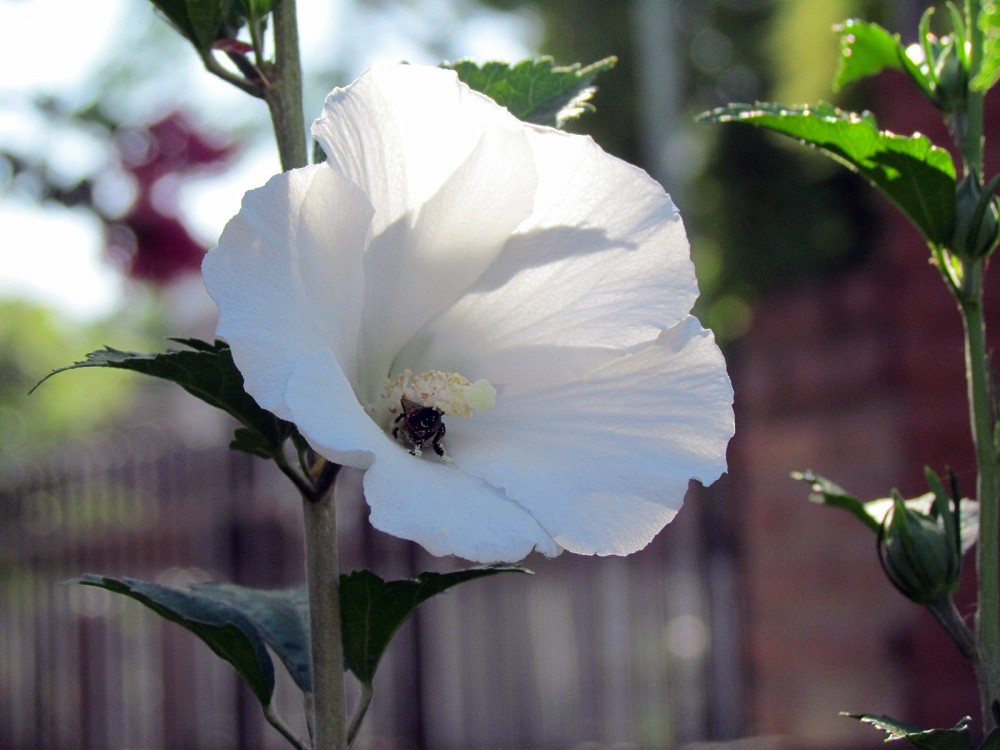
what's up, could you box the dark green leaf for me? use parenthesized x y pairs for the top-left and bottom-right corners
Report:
(698, 102), (956, 246)
(234, 0), (276, 19)
(833, 20), (927, 94)
(72, 574), (274, 707)
(974, 1), (1000, 92)
(149, 0), (232, 49)
(444, 57), (616, 128)
(793, 470), (881, 533)
(844, 713), (975, 750)
(340, 566), (530, 686)
(33, 339), (296, 459)
(193, 583), (311, 692)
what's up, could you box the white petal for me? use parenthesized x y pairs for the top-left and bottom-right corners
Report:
(362, 446), (560, 563)
(284, 348), (559, 562)
(448, 317), (734, 555)
(203, 165), (373, 416)
(396, 130), (696, 395)
(355, 121), (538, 399)
(285, 348), (385, 469)
(312, 64), (527, 236)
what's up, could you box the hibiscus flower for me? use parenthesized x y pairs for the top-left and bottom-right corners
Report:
(202, 63), (733, 563)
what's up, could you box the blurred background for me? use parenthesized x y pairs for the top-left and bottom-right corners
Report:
(1, 0), (993, 747)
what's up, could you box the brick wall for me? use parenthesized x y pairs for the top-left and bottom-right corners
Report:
(731, 75), (999, 748)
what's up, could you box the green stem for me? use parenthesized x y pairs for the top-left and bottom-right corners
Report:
(961, 270), (1000, 731)
(956, 0), (1000, 732)
(302, 478), (348, 750)
(264, 0), (307, 171)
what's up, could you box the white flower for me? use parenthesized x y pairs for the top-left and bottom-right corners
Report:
(202, 64), (734, 563)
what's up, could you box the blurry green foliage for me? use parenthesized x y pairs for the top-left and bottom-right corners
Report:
(0, 299), (153, 460)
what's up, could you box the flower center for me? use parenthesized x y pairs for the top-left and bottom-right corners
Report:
(378, 369), (496, 459)
(381, 369), (496, 419)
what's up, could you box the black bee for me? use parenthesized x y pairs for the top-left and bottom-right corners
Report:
(392, 396), (447, 458)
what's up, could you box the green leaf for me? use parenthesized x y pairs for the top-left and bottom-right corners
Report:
(698, 102), (956, 246)
(33, 339), (296, 459)
(974, 1), (1000, 91)
(150, 0), (233, 49)
(796, 470), (980, 551)
(72, 574), (275, 707)
(340, 566), (530, 686)
(844, 713), (975, 750)
(833, 20), (929, 95)
(793, 470), (881, 533)
(443, 57), (617, 128)
(192, 583), (311, 692)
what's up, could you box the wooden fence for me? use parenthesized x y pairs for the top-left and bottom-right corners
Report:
(0, 429), (742, 749)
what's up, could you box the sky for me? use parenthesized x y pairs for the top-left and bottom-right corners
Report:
(0, 0), (539, 320)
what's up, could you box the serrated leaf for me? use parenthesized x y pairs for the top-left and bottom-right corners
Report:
(698, 102), (956, 246)
(844, 713), (975, 750)
(340, 566), (530, 686)
(444, 57), (616, 128)
(72, 574), (275, 707)
(193, 583), (311, 692)
(973, 1), (1000, 91)
(833, 20), (915, 91)
(34, 339), (296, 459)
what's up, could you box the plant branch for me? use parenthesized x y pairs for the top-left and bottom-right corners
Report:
(302, 476), (348, 750)
(961, 270), (1000, 731)
(199, 50), (265, 98)
(263, 0), (308, 170)
(927, 596), (977, 659)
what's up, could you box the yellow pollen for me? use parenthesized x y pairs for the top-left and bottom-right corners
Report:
(381, 369), (496, 418)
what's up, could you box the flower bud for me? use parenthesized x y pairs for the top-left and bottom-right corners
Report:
(932, 39), (966, 112)
(877, 479), (961, 604)
(952, 174), (1000, 259)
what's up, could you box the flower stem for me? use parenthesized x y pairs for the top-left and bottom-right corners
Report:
(955, 1), (1000, 732)
(264, 0), (307, 171)
(960, 271), (1000, 731)
(302, 474), (348, 750)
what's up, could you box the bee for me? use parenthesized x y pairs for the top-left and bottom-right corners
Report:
(392, 396), (448, 459)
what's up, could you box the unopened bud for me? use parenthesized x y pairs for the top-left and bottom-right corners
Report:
(953, 174), (1000, 259)
(877, 476), (961, 604)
